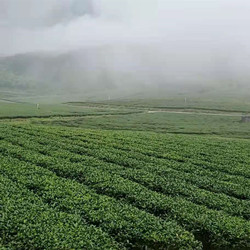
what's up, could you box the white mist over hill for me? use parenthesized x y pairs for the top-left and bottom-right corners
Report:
(0, 0), (250, 93)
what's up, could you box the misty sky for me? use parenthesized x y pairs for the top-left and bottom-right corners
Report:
(0, 0), (250, 88)
(1, 0), (250, 55)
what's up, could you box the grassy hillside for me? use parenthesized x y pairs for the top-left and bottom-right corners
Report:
(1, 49), (250, 97)
(0, 49), (117, 93)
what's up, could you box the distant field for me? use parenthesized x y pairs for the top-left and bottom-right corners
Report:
(34, 107), (250, 139)
(1, 96), (249, 139)
(0, 101), (138, 119)
(0, 124), (249, 249)
(68, 96), (250, 113)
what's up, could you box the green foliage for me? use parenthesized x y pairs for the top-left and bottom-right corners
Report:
(0, 124), (249, 249)
(0, 175), (122, 249)
(0, 70), (36, 90)
(34, 111), (250, 139)
(0, 155), (200, 250)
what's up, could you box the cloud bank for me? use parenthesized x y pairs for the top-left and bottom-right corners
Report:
(1, 0), (250, 90)
(1, 0), (249, 55)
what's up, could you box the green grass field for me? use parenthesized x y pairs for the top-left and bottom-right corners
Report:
(0, 101), (138, 119)
(0, 94), (250, 249)
(33, 111), (249, 139)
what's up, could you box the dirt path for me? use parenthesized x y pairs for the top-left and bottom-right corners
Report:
(147, 110), (243, 117)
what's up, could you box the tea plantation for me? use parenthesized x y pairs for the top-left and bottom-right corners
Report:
(0, 123), (249, 249)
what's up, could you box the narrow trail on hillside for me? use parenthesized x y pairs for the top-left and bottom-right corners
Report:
(147, 110), (244, 117)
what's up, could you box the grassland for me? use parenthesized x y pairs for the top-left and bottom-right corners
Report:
(0, 94), (250, 249)
(31, 97), (250, 139)
(34, 111), (249, 139)
(0, 101), (138, 119)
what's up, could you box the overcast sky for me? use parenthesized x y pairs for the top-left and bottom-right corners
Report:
(0, 0), (250, 88)
(0, 0), (249, 55)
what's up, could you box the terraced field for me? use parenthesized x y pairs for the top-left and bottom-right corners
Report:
(0, 124), (249, 249)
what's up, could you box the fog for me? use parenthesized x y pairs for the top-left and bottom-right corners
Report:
(1, 0), (250, 94)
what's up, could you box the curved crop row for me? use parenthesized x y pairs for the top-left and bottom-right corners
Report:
(1, 126), (249, 201)
(0, 143), (249, 249)
(0, 155), (200, 250)
(6, 124), (250, 186)
(1, 134), (249, 220)
(16, 124), (250, 176)
(0, 175), (121, 249)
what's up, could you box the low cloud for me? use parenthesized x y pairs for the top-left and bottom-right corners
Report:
(1, 0), (250, 90)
